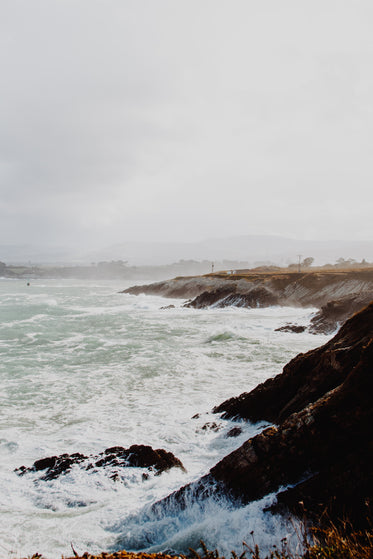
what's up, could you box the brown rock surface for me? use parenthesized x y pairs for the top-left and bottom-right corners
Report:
(123, 269), (373, 333)
(210, 334), (373, 525)
(184, 286), (279, 309)
(151, 303), (373, 527)
(214, 302), (373, 423)
(308, 294), (373, 334)
(16, 445), (185, 481)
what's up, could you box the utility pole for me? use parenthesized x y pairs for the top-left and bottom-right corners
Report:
(211, 262), (214, 273)
(297, 255), (302, 273)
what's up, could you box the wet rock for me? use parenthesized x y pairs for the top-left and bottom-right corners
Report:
(16, 444), (185, 481)
(160, 304), (175, 310)
(199, 421), (222, 432)
(210, 332), (373, 526)
(153, 303), (373, 528)
(225, 426), (242, 438)
(183, 286), (237, 308)
(275, 324), (306, 333)
(214, 301), (373, 423)
(122, 270), (373, 315)
(184, 286), (279, 309)
(16, 453), (87, 481)
(308, 295), (373, 334)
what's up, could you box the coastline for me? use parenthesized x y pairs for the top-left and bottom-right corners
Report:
(123, 267), (373, 333)
(121, 275), (373, 538)
(8, 276), (373, 558)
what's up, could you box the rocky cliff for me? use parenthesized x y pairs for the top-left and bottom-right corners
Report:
(153, 303), (373, 527)
(123, 269), (373, 333)
(214, 301), (373, 423)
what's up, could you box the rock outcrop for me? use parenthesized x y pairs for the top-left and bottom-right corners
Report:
(275, 324), (306, 333)
(152, 303), (373, 527)
(213, 302), (373, 423)
(211, 333), (373, 526)
(16, 445), (185, 481)
(123, 269), (373, 333)
(184, 285), (279, 309)
(308, 294), (373, 334)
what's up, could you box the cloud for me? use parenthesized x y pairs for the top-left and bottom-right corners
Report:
(1, 0), (373, 250)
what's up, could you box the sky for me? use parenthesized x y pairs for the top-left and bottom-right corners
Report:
(1, 0), (373, 251)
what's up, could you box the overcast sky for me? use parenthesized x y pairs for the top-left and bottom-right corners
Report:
(1, 0), (373, 250)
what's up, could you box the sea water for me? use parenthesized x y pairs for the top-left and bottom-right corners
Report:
(0, 278), (328, 558)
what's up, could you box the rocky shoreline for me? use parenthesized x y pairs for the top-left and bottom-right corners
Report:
(123, 272), (373, 530)
(148, 302), (373, 530)
(19, 276), (372, 557)
(123, 268), (373, 334)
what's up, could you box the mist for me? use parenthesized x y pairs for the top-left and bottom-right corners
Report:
(1, 1), (373, 254)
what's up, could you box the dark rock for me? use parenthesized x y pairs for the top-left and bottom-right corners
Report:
(275, 324), (306, 333)
(200, 422), (222, 432)
(184, 286), (279, 309)
(214, 301), (373, 423)
(152, 302), (373, 528)
(150, 474), (224, 517)
(183, 286), (237, 308)
(209, 333), (373, 526)
(225, 427), (242, 438)
(122, 270), (373, 316)
(160, 304), (175, 310)
(16, 453), (88, 481)
(16, 444), (185, 481)
(309, 295), (373, 334)
(122, 444), (185, 473)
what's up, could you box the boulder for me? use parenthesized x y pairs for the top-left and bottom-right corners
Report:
(275, 324), (306, 333)
(16, 445), (185, 481)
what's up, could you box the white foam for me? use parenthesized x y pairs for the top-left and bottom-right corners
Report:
(0, 278), (327, 558)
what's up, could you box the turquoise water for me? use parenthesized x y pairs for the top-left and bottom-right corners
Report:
(0, 278), (326, 558)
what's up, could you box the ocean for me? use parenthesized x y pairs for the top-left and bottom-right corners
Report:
(0, 278), (328, 558)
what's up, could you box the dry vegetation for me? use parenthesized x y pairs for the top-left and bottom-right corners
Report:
(17, 521), (373, 559)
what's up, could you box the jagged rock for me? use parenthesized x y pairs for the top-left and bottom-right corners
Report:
(214, 302), (373, 423)
(15, 453), (87, 480)
(16, 445), (185, 481)
(123, 270), (373, 313)
(210, 334), (373, 526)
(225, 427), (242, 438)
(275, 324), (306, 333)
(183, 286), (237, 308)
(152, 303), (373, 527)
(184, 286), (279, 309)
(308, 295), (373, 334)
(199, 421), (222, 432)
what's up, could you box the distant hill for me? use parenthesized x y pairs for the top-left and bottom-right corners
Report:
(85, 235), (373, 266)
(1, 235), (373, 266)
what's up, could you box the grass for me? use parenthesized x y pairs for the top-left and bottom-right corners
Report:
(17, 521), (373, 559)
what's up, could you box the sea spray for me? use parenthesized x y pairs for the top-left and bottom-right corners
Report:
(0, 279), (327, 558)
(112, 485), (304, 557)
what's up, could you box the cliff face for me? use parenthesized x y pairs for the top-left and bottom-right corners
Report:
(214, 302), (373, 423)
(123, 269), (373, 333)
(152, 303), (373, 527)
(211, 331), (373, 525)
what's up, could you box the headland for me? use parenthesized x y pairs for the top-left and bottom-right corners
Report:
(123, 267), (373, 333)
